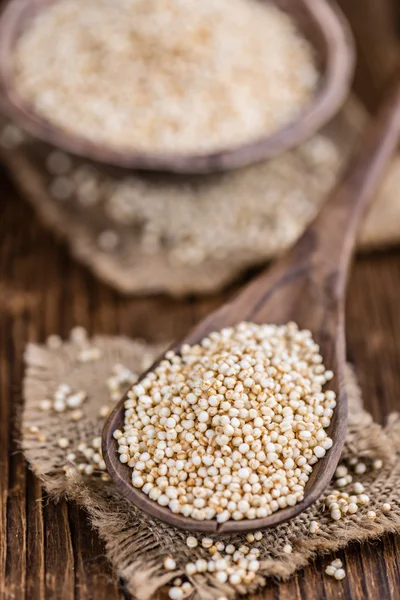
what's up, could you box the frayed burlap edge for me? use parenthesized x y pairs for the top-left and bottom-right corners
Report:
(2, 97), (400, 297)
(21, 332), (400, 600)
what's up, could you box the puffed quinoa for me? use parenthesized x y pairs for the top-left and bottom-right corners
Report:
(335, 465), (348, 478)
(366, 510), (377, 520)
(358, 494), (370, 505)
(185, 563), (197, 576)
(14, 0), (318, 154)
(164, 557), (176, 571)
(283, 544), (293, 554)
(331, 559), (343, 568)
(40, 399), (52, 411)
(168, 588), (183, 600)
(354, 462), (367, 475)
(181, 582), (192, 597)
(117, 322), (335, 522)
(309, 520), (320, 534)
(334, 568), (346, 580)
(353, 482), (365, 494)
(186, 536), (198, 549)
(347, 502), (358, 514)
(57, 437), (70, 449)
(382, 503), (391, 512)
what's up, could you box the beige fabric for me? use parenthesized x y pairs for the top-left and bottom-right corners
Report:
(1, 98), (400, 297)
(22, 333), (400, 600)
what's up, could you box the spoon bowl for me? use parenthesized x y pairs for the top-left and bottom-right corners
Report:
(0, 0), (353, 173)
(103, 83), (400, 532)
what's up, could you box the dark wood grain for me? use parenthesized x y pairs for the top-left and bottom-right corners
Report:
(102, 80), (400, 534)
(44, 501), (74, 600)
(68, 504), (124, 600)
(26, 472), (45, 600)
(336, 0), (400, 113)
(0, 0), (354, 173)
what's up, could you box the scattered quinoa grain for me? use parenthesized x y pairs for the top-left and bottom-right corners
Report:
(186, 536), (198, 549)
(283, 544), (292, 554)
(40, 399), (52, 411)
(354, 462), (367, 475)
(382, 503), (391, 512)
(335, 465), (348, 478)
(358, 494), (370, 505)
(164, 557), (176, 571)
(215, 571), (228, 583)
(71, 409), (84, 421)
(353, 482), (365, 494)
(168, 587), (183, 600)
(57, 437), (70, 449)
(309, 521), (320, 534)
(46, 150), (72, 175)
(348, 503), (358, 514)
(46, 334), (63, 349)
(334, 568), (346, 581)
(331, 509), (341, 521)
(366, 510), (377, 521)
(98, 230), (120, 252)
(331, 559), (343, 569)
(185, 563), (197, 576)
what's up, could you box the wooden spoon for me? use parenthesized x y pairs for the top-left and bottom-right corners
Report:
(0, 0), (353, 173)
(103, 83), (400, 533)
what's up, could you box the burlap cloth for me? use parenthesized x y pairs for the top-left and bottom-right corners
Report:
(2, 97), (400, 297)
(22, 331), (400, 600)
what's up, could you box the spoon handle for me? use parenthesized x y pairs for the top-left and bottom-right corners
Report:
(294, 78), (400, 296)
(183, 81), (400, 343)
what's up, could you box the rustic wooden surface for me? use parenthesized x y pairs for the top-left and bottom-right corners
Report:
(2, 168), (400, 600)
(1, 0), (400, 598)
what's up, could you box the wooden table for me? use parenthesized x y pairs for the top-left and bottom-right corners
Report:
(1, 2), (400, 598)
(1, 171), (400, 600)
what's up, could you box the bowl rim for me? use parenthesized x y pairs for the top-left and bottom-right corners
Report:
(0, 0), (355, 174)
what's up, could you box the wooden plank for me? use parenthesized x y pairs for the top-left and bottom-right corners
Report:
(44, 500), (74, 600)
(26, 472), (45, 600)
(0, 238), (11, 599)
(68, 504), (125, 600)
(2, 210), (28, 600)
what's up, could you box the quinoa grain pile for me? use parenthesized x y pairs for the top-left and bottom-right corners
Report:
(13, 0), (318, 153)
(115, 322), (335, 523)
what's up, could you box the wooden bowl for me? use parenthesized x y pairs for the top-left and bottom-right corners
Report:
(0, 0), (354, 174)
